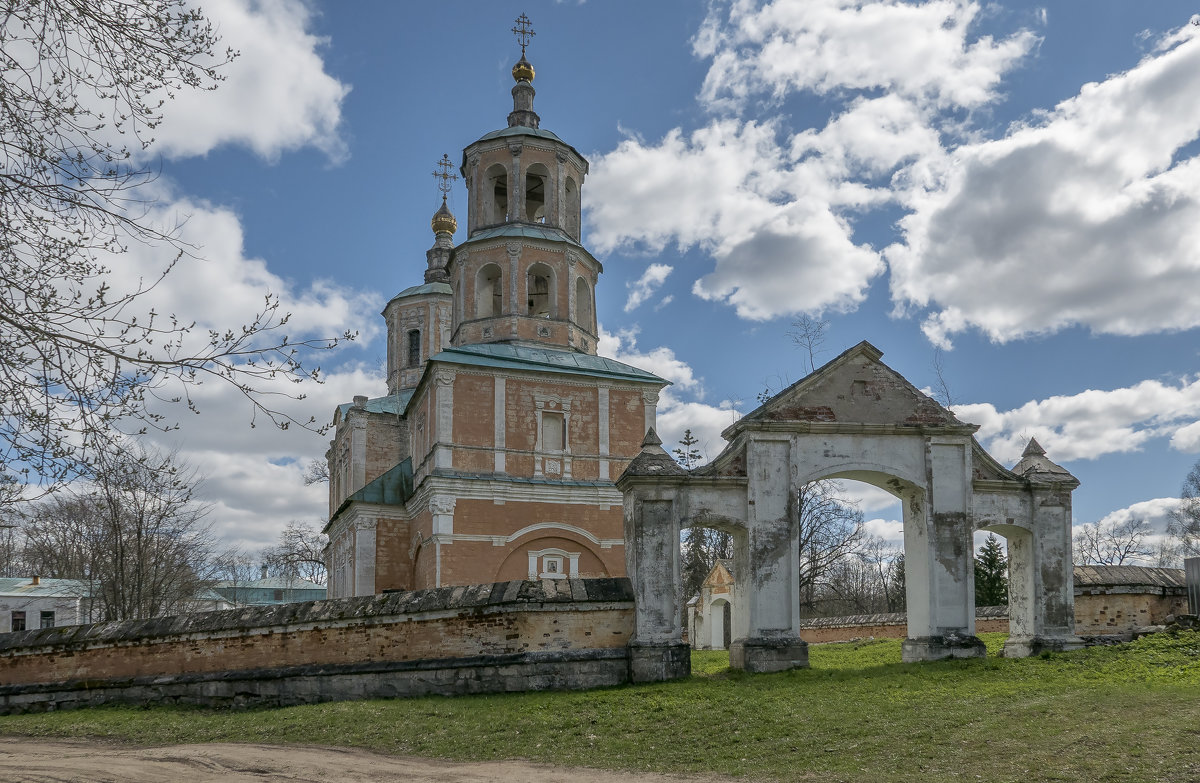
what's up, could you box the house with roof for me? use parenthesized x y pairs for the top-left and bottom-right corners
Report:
(321, 38), (667, 597)
(212, 566), (326, 606)
(0, 577), (85, 633)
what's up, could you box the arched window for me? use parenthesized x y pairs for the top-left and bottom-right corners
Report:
(475, 264), (503, 318)
(407, 329), (421, 367)
(564, 176), (580, 238)
(485, 163), (508, 224)
(527, 263), (554, 318)
(525, 163), (550, 223)
(575, 276), (593, 333)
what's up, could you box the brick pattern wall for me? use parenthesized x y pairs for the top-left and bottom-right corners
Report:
(0, 578), (635, 714)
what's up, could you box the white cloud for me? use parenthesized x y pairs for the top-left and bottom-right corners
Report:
(150, 0), (350, 162)
(624, 263), (674, 312)
(589, 0), (1034, 324)
(599, 325), (743, 463)
(889, 22), (1200, 346)
(954, 376), (1200, 464)
(696, 0), (1038, 113)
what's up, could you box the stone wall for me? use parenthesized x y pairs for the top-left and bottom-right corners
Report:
(797, 606), (1011, 644)
(0, 578), (634, 715)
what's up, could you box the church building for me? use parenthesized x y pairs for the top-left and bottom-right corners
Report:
(323, 20), (667, 597)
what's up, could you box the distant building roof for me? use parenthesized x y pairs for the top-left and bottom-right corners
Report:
(430, 343), (666, 385)
(212, 577), (325, 591)
(1073, 565), (1185, 589)
(0, 578), (86, 598)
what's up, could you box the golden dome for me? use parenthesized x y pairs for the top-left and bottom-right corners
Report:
(512, 55), (534, 83)
(431, 200), (457, 235)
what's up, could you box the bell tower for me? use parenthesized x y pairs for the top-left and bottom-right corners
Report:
(449, 14), (600, 355)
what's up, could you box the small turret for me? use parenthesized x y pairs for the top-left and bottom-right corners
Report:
(508, 13), (539, 129)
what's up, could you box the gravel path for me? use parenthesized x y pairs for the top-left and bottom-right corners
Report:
(0, 738), (742, 782)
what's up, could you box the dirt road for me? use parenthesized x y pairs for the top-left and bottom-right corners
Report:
(0, 738), (740, 782)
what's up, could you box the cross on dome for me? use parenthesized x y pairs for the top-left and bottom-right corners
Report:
(512, 13), (534, 55)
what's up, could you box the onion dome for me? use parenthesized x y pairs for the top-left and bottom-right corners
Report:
(431, 199), (457, 235)
(512, 55), (535, 83)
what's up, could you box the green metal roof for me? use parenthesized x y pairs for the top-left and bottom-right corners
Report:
(327, 458), (414, 527)
(463, 222), (586, 250)
(386, 281), (452, 305)
(473, 125), (565, 144)
(336, 390), (413, 420)
(431, 343), (667, 384)
(0, 578), (86, 598)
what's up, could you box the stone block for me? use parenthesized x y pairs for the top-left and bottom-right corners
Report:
(730, 637), (809, 673)
(1001, 634), (1085, 658)
(901, 634), (987, 662)
(627, 641), (689, 683)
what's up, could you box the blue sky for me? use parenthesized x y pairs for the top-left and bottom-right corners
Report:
(118, 1), (1200, 556)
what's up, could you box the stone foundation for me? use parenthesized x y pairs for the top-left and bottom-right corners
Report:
(901, 634), (987, 663)
(730, 637), (809, 673)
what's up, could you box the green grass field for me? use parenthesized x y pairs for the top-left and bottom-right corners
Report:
(3, 631), (1200, 782)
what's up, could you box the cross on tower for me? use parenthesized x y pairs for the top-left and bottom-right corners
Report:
(512, 13), (535, 56)
(432, 153), (457, 202)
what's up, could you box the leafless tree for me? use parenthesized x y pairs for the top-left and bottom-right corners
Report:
(1, 0), (351, 499)
(262, 521), (328, 585)
(1167, 461), (1200, 559)
(302, 459), (330, 486)
(931, 347), (955, 410)
(20, 441), (214, 620)
(788, 315), (829, 374)
(795, 480), (865, 613)
(1073, 516), (1153, 566)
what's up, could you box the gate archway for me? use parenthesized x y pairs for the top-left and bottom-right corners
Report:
(617, 342), (1082, 681)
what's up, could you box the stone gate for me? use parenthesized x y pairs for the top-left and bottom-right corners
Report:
(617, 341), (1083, 680)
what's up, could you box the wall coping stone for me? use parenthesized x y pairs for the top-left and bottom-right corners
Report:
(0, 577), (634, 655)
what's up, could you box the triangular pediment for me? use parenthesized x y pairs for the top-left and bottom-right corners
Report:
(725, 341), (977, 437)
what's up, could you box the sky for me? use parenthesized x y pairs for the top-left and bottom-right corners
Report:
(96, 0), (1200, 561)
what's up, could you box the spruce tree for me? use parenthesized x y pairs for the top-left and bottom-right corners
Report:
(673, 429), (702, 470)
(974, 534), (1009, 606)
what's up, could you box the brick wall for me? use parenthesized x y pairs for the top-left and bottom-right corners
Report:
(0, 578), (635, 714)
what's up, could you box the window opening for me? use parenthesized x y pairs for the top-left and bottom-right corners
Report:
(525, 165), (549, 222)
(11, 611), (25, 632)
(486, 164), (508, 224)
(527, 263), (553, 317)
(575, 277), (593, 333)
(40, 611), (54, 628)
(407, 329), (421, 367)
(476, 264), (503, 317)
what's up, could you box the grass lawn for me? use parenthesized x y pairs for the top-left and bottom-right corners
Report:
(3, 631), (1200, 782)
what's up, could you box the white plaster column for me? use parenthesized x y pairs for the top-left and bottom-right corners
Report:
(624, 496), (681, 645)
(642, 390), (659, 436)
(494, 377), (506, 472)
(598, 385), (610, 480)
(553, 151), (567, 228)
(509, 144), (523, 221)
(430, 494), (456, 536)
(353, 517), (377, 596)
(507, 242), (521, 318)
(433, 369), (455, 469)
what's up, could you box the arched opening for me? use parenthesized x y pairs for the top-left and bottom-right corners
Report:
(564, 176), (580, 237)
(575, 276), (593, 333)
(794, 478), (905, 617)
(524, 163), (550, 223)
(978, 523), (1030, 639)
(526, 262), (554, 318)
(710, 598), (731, 649)
(475, 263), (503, 318)
(485, 163), (508, 224)
(406, 329), (421, 367)
(680, 521), (740, 651)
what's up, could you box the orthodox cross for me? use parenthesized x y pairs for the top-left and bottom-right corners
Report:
(512, 13), (535, 56)
(432, 153), (457, 202)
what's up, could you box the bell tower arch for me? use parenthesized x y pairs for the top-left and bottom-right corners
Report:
(449, 22), (600, 355)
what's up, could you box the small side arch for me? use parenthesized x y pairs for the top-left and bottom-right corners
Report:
(527, 262), (556, 317)
(525, 163), (550, 223)
(475, 263), (504, 317)
(575, 276), (594, 334)
(485, 163), (508, 224)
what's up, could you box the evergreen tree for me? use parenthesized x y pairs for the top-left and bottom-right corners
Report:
(681, 526), (710, 602)
(673, 429), (703, 470)
(974, 534), (1009, 606)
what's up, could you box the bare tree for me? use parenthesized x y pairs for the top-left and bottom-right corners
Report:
(1, 0), (351, 499)
(788, 315), (829, 374)
(20, 441), (214, 620)
(1167, 461), (1200, 559)
(795, 480), (865, 613)
(262, 521), (328, 585)
(1073, 516), (1153, 566)
(931, 347), (955, 409)
(302, 459), (330, 486)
